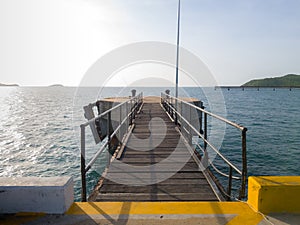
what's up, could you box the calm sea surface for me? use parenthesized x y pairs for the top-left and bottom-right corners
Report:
(0, 87), (299, 201)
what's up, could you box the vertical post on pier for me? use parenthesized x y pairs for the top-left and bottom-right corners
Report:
(195, 102), (204, 135)
(204, 113), (208, 150)
(239, 128), (248, 199)
(119, 105), (122, 144)
(189, 104), (192, 144)
(133, 98), (136, 119)
(175, 0), (181, 125)
(180, 100), (183, 127)
(80, 125), (87, 202)
(107, 111), (112, 166)
(169, 97), (172, 116)
(107, 111), (111, 150)
(130, 99), (133, 125)
(227, 166), (233, 201)
(126, 102), (129, 129)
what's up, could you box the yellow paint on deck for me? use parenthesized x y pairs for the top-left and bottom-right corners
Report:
(67, 201), (263, 225)
(0, 202), (263, 225)
(248, 176), (300, 213)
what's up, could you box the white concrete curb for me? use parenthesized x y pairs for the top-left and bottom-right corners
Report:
(0, 176), (74, 214)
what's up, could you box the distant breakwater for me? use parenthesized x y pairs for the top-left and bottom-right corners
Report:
(215, 86), (299, 91)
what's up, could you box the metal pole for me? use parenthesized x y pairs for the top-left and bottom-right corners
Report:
(227, 166), (233, 201)
(80, 125), (87, 202)
(130, 99), (133, 125)
(107, 111), (112, 166)
(107, 111), (111, 150)
(189, 104), (192, 144)
(239, 128), (248, 199)
(175, 0), (181, 124)
(126, 102), (129, 129)
(119, 106), (122, 143)
(204, 113), (208, 150)
(200, 103), (204, 134)
(180, 100), (183, 127)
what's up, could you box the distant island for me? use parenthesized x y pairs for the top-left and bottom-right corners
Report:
(48, 84), (64, 87)
(0, 83), (19, 87)
(242, 74), (300, 87)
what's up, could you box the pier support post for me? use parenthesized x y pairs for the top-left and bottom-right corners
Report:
(204, 113), (208, 151)
(80, 125), (87, 202)
(227, 166), (233, 201)
(239, 128), (247, 199)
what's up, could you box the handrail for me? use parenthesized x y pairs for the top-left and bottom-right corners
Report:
(163, 93), (246, 131)
(80, 93), (143, 202)
(81, 94), (142, 128)
(168, 102), (242, 175)
(161, 92), (247, 200)
(195, 141), (241, 180)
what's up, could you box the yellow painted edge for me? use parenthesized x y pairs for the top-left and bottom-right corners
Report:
(247, 176), (262, 212)
(253, 176), (300, 186)
(67, 202), (235, 215)
(248, 176), (300, 213)
(67, 201), (264, 225)
(1, 202), (263, 225)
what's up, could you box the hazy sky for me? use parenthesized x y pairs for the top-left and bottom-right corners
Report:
(0, 0), (299, 86)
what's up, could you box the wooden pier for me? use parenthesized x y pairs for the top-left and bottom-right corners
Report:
(89, 97), (219, 202)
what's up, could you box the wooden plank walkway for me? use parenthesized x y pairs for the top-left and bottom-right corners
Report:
(93, 101), (219, 202)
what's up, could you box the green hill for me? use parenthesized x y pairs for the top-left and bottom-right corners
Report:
(49, 84), (64, 87)
(0, 83), (19, 87)
(242, 74), (300, 87)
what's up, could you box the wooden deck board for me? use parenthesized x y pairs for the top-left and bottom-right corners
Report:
(92, 102), (219, 202)
(95, 193), (217, 201)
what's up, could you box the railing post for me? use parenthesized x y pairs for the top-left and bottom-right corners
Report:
(175, 99), (178, 125)
(227, 166), (233, 201)
(180, 100), (183, 127)
(168, 97), (171, 114)
(204, 113), (208, 150)
(107, 111), (112, 166)
(119, 106), (122, 143)
(130, 99), (133, 125)
(200, 104), (204, 134)
(107, 111), (111, 150)
(133, 98), (137, 119)
(126, 101), (129, 129)
(239, 128), (247, 199)
(170, 98), (173, 118)
(80, 124), (87, 202)
(189, 104), (192, 144)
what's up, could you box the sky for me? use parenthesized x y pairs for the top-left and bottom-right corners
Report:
(0, 0), (299, 86)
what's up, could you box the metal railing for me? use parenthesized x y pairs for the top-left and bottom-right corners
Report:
(80, 93), (143, 202)
(161, 93), (247, 200)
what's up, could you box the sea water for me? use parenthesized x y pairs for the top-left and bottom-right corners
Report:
(0, 86), (299, 201)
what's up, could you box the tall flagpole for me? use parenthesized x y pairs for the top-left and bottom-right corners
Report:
(175, 0), (181, 99)
(175, 0), (181, 124)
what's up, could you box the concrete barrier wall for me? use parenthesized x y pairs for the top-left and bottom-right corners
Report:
(0, 176), (74, 214)
(248, 176), (300, 213)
